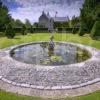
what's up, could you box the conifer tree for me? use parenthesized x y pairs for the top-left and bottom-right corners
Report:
(79, 0), (99, 36)
(0, 0), (11, 29)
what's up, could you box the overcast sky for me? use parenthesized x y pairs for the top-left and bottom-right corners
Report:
(3, 0), (84, 23)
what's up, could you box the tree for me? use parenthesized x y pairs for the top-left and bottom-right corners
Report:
(91, 21), (100, 39)
(71, 16), (80, 28)
(94, 3), (100, 21)
(79, 0), (99, 36)
(30, 26), (33, 33)
(21, 24), (26, 35)
(5, 23), (15, 38)
(25, 19), (32, 29)
(14, 19), (24, 27)
(0, 0), (11, 30)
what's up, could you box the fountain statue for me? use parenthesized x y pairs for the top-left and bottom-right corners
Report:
(48, 35), (55, 56)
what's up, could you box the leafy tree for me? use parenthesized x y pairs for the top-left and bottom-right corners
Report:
(21, 24), (26, 35)
(54, 22), (62, 28)
(25, 19), (32, 28)
(71, 16), (80, 28)
(30, 26), (33, 33)
(14, 19), (24, 27)
(0, 0), (11, 30)
(33, 22), (43, 28)
(54, 22), (70, 29)
(5, 23), (15, 38)
(33, 22), (38, 28)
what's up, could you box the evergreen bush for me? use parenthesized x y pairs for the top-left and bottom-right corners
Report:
(91, 21), (100, 39)
(72, 28), (79, 34)
(21, 25), (26, 35)
(5, 23), (15, 38)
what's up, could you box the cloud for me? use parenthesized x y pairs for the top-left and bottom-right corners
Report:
(7, 0), (84, 23)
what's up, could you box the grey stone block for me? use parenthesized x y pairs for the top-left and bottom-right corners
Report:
(21, 83), (30, 88)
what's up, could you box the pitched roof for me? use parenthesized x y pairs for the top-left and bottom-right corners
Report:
(52, 17), (69, 22)
(40, 11), (69, 22)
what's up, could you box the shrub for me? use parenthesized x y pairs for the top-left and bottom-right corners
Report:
(13, 27), (22, 33)
(72, 28), (79, 34)
(91, 21), (100, 39)
(30, 26), (33, 33)
(5, 23), (15, 38)
(79, 25), (86, 36)
(21, 25), (26, 35)
(79, 31), (85, 36)
(57, 28), (62, 32)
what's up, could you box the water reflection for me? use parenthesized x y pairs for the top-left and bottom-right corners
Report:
(11, 43), (91, 66)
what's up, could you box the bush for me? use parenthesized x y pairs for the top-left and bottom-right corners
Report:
(5, 23), (15, 38)
(91, 21), (100, 39)
(79, 31), (85, 36)
(21, 25), (27, 35)
(72, 28), (79, 34)
(13, 27), (22, 33)
(79, 24), (87, 36)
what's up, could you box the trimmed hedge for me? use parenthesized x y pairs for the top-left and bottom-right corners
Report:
(32, 28), (49, 33)
(91, 21), (100, 39)
(57, 28), (73, 33)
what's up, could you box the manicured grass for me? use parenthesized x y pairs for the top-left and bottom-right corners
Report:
(0, 90), (100, 100)
(0, 90), (46, 100)
(73, 91), (100, 100)
(0, 33), (100, 100)
(0, 33), (100, 49)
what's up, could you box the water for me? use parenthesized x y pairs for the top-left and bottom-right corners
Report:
(11, 42), (91, 66)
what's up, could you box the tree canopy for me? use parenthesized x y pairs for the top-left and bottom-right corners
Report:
(0, 0), (11, 29)
(79, 0), (100, 36)
(25, 19), (32, 28)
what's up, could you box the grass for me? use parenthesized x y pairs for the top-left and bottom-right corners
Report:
(0, 33), (100, 100)
(0, 90), (100, 100)
(0, 33), (100, 49)
(0, 90), (45, 100)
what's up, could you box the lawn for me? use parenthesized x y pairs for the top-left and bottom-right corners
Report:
(0, 33), (100, 100)
(0, 33), (100, 49)
(0, 90), (100, 100)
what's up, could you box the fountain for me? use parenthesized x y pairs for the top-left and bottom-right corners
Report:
(0, 36), (100, 98)
(10, 38), (91, 66)
(48, 35), (55, 56)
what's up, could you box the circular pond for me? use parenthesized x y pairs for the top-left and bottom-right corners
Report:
(10, 42), (91, 66)
(0, 42), (100, 98)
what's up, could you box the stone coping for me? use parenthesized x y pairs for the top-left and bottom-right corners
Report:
(2, 41), (100, 69)
(0, 76), (100, 90)
(0, 41), (100, 98)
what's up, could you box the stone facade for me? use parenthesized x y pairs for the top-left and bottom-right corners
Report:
(39, 11), (69, 30)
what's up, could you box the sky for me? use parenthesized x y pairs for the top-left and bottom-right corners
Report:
(3, 0), (84, 23)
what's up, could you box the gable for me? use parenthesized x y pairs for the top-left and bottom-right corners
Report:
(39, 14), (50, 21)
